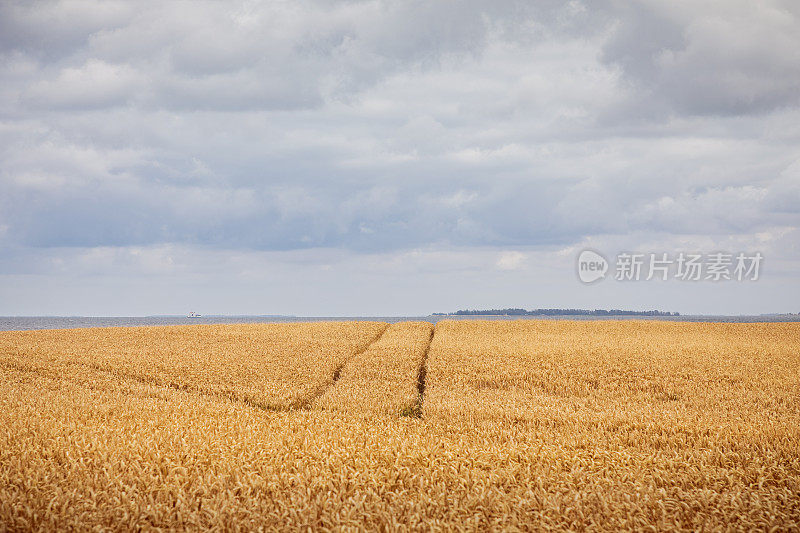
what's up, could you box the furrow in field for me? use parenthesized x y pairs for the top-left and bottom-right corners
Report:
(2, 321), (799, 530)
(411, 326), (435, 417)
(312, 321), (435, 415)
(287, 323), (389, 410)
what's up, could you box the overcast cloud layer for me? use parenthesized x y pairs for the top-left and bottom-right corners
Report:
(1, 0), (799, 316)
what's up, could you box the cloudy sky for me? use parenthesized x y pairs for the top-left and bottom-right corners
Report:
(1, 0), (799, 316)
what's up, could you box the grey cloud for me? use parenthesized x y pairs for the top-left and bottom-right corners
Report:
(0, 1), (133, 59)
(599, 1), (800, 116)
(1, 1), (554, 113)
(1, 0), (799, 260)
(764, 161), (800, 214)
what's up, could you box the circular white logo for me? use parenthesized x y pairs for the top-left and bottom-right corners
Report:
(577, 249), (608, 283)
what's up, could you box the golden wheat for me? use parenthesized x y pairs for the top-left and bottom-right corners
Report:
(0, 322), (386, 410)
(313, 321), (433, 415)
(1, 320), (798, 531)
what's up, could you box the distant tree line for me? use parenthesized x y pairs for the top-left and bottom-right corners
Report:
(432, 308), (679, 316)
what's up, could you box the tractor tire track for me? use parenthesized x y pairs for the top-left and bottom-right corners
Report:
(404, 326), (435, 418)
(288, 323), (390, 410)
(5, 323), (395, 415)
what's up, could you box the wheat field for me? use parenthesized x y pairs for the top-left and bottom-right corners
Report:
(1, 320), (799, 530)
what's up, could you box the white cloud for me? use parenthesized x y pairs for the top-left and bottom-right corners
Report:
(496, 251), (526, 271)
(24, 59), (143, 109)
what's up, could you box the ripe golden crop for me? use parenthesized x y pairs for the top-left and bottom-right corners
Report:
(313, 321), (434, 415)
(0, 321), (386, 410)
(1, 320), (798, 530)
